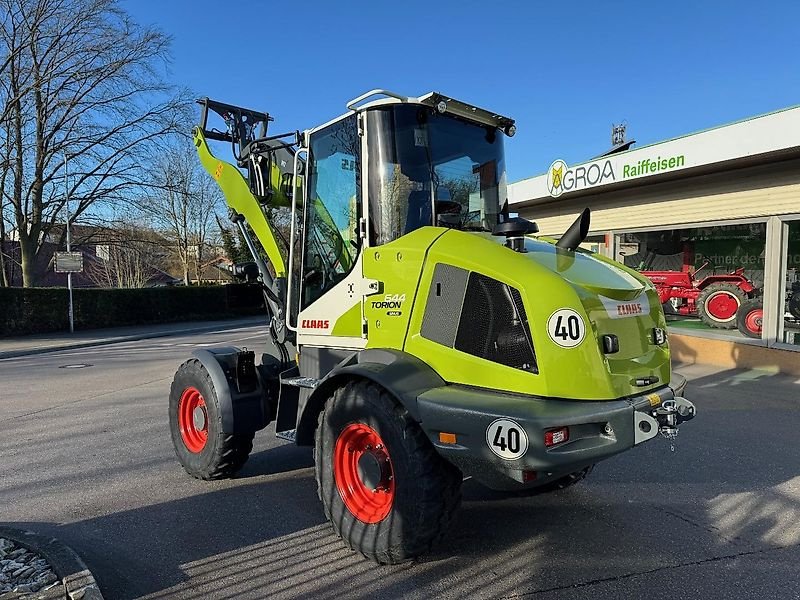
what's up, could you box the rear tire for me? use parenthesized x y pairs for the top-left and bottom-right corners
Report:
(169, 359), (254, 480)
(736, 299), (763, 339)
(315, 380), (462, 564)
(697, 283), (747, 329)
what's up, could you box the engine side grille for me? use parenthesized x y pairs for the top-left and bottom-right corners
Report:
(420, 263), (470, 347)
(421, 264), (537, 374)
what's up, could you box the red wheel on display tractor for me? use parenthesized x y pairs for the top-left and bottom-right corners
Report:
(169, 359), (254, 480)
(737, 298), (763, 339)
(315, 380), (462, 564)
(697, 283), (748, 329)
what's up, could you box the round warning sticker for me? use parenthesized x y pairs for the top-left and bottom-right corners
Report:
(486, 418), (529, 460)
(547, 309), (586, 348)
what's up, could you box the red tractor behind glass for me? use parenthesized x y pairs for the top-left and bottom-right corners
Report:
(640, 255), (758, 329)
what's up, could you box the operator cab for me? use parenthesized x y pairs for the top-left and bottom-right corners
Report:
(365, 101), (510, 244)
(298, 91), (516, 309)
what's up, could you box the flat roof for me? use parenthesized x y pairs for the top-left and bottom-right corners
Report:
(509, 104), (800, 206)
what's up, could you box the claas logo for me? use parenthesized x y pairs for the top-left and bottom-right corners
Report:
(301, 319), (329, 329)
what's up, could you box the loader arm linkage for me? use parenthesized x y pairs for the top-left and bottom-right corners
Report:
(193, 126), (287, 277)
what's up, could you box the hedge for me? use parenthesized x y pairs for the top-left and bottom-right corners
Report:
(0, 284), (264, 337)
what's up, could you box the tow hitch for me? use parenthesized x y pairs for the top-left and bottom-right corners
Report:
(655, 397), (696, 436)
(634, 396), (696, 447)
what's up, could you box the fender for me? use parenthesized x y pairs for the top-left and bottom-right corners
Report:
(295, 348), (447, 445)
(191, 347), (272, 434)
(698, 275), (756, 294)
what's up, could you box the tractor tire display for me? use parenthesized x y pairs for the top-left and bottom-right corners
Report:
(736, 299), (763, 339)
(789, 282), (800, 319)
(697, 282), (748, 329)
(169, 359), (254, 480)
(315, 379), (462, 564)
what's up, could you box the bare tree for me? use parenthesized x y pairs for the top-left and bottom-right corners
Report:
(145, 141), (223, 286)
(84, 219), (168, 288)
(0, 0), (188, 287)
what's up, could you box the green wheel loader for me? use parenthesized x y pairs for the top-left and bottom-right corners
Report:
(168, 90), (696, 563)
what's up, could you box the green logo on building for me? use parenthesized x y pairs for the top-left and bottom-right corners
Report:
(622, 155), (685, 178)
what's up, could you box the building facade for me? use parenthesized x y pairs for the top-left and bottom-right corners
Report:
(508, 105), (800, 371)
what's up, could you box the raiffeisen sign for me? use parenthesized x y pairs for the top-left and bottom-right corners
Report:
(510, 105), (800, 206)
(546, 154), (686, 198)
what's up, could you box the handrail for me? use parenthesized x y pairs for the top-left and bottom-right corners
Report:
(346, 89), (409, 111)
(285, 142), (308, 332)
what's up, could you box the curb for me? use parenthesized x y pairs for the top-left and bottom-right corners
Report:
(0, 526), (103, 599)
(0, 317), (265, 360)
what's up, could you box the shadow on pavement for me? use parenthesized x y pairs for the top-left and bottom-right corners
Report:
(7, 366), (800, 599)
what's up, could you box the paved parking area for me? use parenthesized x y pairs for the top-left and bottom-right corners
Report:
(1, 324), (799, 599)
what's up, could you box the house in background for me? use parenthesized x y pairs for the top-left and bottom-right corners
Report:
(3, 224), (187, 288)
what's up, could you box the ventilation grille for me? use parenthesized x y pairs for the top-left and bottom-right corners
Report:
(421, 264), (537, 373)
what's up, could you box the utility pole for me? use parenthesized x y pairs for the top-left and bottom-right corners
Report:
(64, 154), (74, 334)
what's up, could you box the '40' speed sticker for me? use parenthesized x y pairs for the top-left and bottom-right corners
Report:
(547, 308), (585, 348)
(486, 418), (529, 460)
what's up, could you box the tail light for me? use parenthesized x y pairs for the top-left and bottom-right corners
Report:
(544, 427), (569, 447)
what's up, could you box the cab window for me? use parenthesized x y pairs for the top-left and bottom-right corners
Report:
(302, 115), (361, 308)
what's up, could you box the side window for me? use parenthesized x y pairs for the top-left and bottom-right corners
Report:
(302, 115), (361, 308)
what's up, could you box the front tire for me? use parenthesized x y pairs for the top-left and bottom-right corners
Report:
(169, 359), (254, 480)
(736, 299), (763, 339)
(697, 283), (747, 329)
(315, 380), (462, 564)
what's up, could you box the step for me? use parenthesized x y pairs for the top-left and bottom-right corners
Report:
(276, 429), (297, 442)
(280, 376), (319, 389)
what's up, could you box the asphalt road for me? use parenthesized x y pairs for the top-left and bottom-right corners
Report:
(1, 324), (799, 599)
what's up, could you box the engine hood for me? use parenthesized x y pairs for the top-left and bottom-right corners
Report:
(521, 238), (647, 301)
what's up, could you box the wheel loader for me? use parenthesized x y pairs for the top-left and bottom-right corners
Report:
(168, 90), (696, 563)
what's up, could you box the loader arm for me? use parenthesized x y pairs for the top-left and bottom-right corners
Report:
(193, 126), (287, 277)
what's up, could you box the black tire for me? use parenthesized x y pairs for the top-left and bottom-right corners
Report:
(697, 282), (747, 329)
(169, 359), (254, 480)
(789, 285), (800, 320)
(736, 298), (763, 339)
(315, 379), (462, 564)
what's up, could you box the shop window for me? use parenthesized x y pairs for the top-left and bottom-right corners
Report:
(617, 223), (766, 340)
(779, 220), (800, 346)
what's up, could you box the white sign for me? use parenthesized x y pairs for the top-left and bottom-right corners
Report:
(546, 155), (684, 198)
(486, 418), (528, 460)
(547, 309), (586, 348)
(54, 251), (83, 273)
(511, 105), (800, 205)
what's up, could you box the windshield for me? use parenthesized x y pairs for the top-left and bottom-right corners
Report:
(366, 104), (507, 245)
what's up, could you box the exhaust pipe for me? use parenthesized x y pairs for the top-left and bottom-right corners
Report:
(556, 208), (591, 251)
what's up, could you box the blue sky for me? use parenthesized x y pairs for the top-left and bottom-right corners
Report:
(122, 0), (800, 182)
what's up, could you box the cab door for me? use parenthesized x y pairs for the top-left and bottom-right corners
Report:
(295, 113), (366, 348)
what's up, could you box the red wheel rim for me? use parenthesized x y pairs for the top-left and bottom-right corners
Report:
(705, 291), (740, 321)
(333, 423), (395, 523)
(745, 308), (763, 334)
(178, 387), (208, 453)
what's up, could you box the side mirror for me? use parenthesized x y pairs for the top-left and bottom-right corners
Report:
(437, 213), (461, 228)
(232, 261), (259, 283)
(492, 216), (539, 252)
